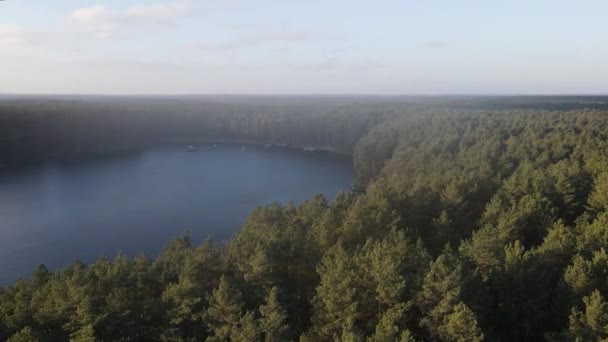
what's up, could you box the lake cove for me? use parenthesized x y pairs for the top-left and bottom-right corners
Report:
(0, 145), (352, 284)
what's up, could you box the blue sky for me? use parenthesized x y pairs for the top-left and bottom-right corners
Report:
(1, 0), (607, 94)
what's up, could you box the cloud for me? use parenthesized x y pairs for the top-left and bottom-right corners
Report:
(69, 2), (192, 38)
(0, 25), (45, 47)
(71, 5), (111, 23)
(0, 25), (29, 46)
(70, 5), (117, 38)
(126, 2), (192, 25)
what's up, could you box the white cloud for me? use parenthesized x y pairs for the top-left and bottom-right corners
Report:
(0, 25), (43, 47)
(70, 5), (117, 38)
(126, 2), (192, 25)
(0, 25), (28, 46)
(69, 2), (192, 38)
(71, 5), (111, 23)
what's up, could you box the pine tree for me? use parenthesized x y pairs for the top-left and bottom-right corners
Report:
(362, 229), (430, 312)
(564, 249), (608, 299)
(69, 324), (96, 342)
(152, 235), (193, 283)
(7, 327), (38, 342)
(418, 247), (464, 340)
(1, 280), (33, 335)
(162, 277), (206, 339)
(311, 241), (370, 340)
(398, 330), (417, 342)
(245, 246), (275, 290)
(459, 224), (504, 281)
(259, 287), (289, 342)
(431, 210), (454, 253)
(587, 172), (608, 214)
(368, 302), (413, 342)
(443, 302), (484, 342)
(162, 240), (216, 340)
(577, 212), (608, 252)
(31, 265), (50, 289)
(566, 290), (608, 341)
(205, 275), (244, 341)
(230, 311), (261, 341)
(338, 326), (365, 342)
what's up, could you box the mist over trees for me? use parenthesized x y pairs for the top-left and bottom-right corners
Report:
(2, 96), (608, 340)
(3, 95), (607, 166)
(0, 96), (409, 164)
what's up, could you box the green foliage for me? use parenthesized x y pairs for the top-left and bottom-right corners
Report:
(360, 229), (430, 312)
(443, 302), (484, 342)
(368, 302), (413, 342)
(7, 327), (38, 342)
(230, 311), (261, 342)
(566, 290), (608, 341)
(4, 108), (608, 340)
(162, 240), (219, 340)
(564, 249), (608, 299)
(311, 241), (371, 339)
(418, 247), (467, 340)
(205, 275), (244, 341)
(587, 172), (608, 214)
(259, 287), (289, 342)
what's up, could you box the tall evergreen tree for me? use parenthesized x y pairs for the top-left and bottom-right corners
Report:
(230, 311), (261, 342)
(311, 241), (371, 340)
(565, 290), (608, 341)
(418, 247), (465, 340)
(7, 326), (38, 342)
(259, 287), (289, 342)
(205, 275), (244, 342)
(443, 302), (484, 342)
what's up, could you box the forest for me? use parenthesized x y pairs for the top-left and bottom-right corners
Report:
(2, 96), (608, 341)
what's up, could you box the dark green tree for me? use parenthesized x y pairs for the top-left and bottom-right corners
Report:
(259, 287), (289, 342)
(205, 275), (244, 341)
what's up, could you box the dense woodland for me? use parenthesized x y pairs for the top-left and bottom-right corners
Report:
(3, 97), (608, 341)
(0, 96), (410, 164)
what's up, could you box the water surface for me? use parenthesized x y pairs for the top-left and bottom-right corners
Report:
(0, 145), (352, 284)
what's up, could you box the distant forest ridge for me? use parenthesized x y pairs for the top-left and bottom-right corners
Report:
(2, 95), (608, 183)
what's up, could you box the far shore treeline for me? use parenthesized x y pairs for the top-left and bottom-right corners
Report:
(3, 96), (608, 341)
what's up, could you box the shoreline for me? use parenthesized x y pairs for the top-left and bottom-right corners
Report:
(0, 139), (354, 166)
(178, 138), (353, 157)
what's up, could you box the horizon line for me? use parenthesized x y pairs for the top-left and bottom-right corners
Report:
(2, 93), (608, 97)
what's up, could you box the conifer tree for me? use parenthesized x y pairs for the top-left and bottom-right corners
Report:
(205, 275), (244, 341)
(311, 241), (370, 339)
(368, 302), (413, 342)
(259, 287), (289, 342)
(418, 247), (464, 340)
(7, 327), (38, 342)
(587, 172), (608, 214)
(339, 326), (365, 342)
(69, 325), (96, 342)
(443, 302), (484, 342)
(566, 290), (608, 341)
(230, 311), (261, 341)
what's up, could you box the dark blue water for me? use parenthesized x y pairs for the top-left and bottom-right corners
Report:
(0, 145), (352, 284)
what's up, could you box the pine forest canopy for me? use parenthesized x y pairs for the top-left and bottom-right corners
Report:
(2, 95), (608, 341)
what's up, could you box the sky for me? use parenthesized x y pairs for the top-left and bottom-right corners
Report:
(0, 0), (607, 95)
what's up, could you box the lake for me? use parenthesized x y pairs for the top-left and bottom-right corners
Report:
(0, 145), (352, 285)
